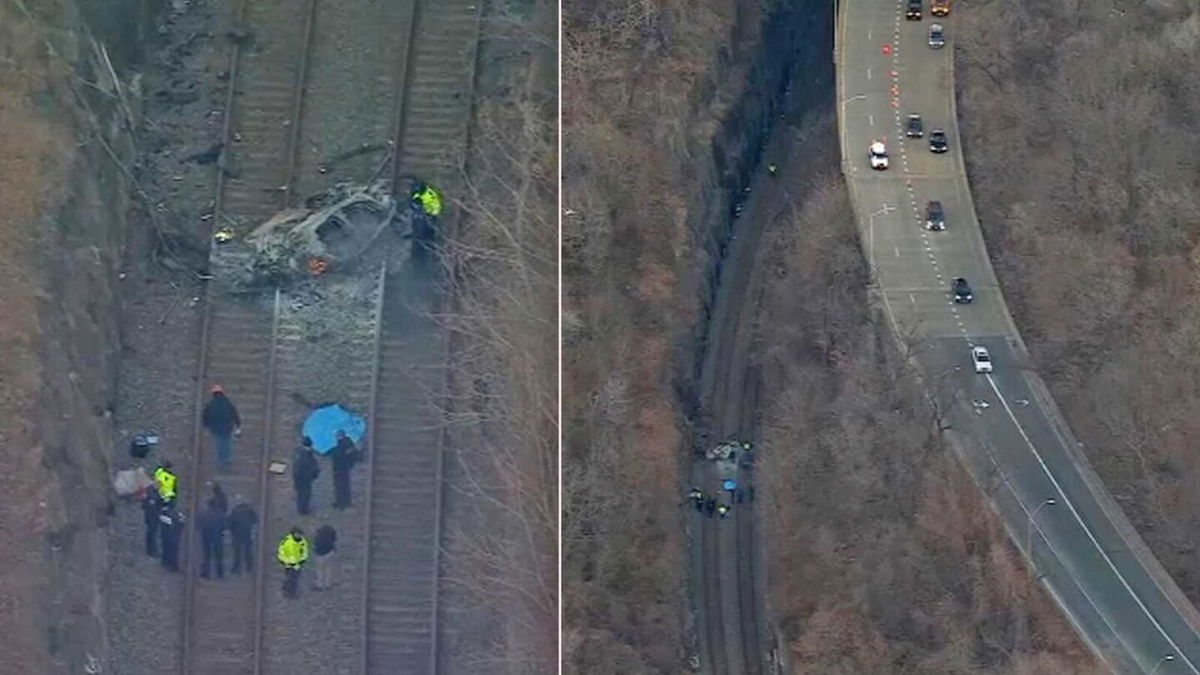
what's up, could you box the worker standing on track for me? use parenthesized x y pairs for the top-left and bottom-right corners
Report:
(312, 525), (337, 591)
(292, 436), (321, 515)
(159, 502), (185, 572)
(278, 527), (309, 598)
(154, 461), (178, 505)
(410, 180), (443, 245)
(739, 441), (755, 469)
(228, 496), (258, 575)
(202, 384), (242, 471)
(329, 429), (359, 509)
(688, 487), (704, 512)
(141, 488), (163, 557)
(197, 502), (226, 580)
(717, 503), (730, 519)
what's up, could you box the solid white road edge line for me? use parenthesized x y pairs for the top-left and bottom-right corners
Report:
(985, 373), (1200, 674)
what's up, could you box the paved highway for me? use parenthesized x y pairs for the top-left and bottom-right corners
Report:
(837, 1), (1200, 672)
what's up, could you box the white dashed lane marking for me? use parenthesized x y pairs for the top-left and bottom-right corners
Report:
(889, 10), (972, 338)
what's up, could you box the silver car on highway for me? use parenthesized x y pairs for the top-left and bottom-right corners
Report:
(928, 23), (946, 49)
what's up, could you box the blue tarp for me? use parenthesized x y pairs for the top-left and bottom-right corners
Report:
(301, 404), (367, 454)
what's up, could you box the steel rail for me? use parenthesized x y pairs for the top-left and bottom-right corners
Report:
(180, 0), (316, 671)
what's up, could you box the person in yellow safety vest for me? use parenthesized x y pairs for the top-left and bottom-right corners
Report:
(411, 182), (442, 217)
(277, 527), (309, 598)
(154, 461), (178, 503)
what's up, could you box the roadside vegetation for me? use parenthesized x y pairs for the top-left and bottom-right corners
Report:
(437, 0), (557, 670)
(755, 117), (1095, 673)
(954, 0), (1200, 603)
(563, 1), (757, 671)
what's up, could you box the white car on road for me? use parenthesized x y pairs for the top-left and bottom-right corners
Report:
(869, 141), (889, 170)
(928, 23), (946, 49)
(972, 346), (993, 374)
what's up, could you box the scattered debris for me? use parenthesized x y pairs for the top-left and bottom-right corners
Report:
(226, 28), (255, 46)
(277, 274), (382, 404)
(154, 88), (200, 105)
(129, 433), (159, 458)
(317, 142), (389, 174)
(113, 467), (154, 500)
(183, 142), (223, 164)
(307, 256), (330, 276)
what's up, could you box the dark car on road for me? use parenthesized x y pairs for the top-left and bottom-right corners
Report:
(925, 200), (945, 231)
(953, 277), (973, 304)
(906, 114), (924, 139)
(929, 128), (948, 153)
(906, 0), (922, 20)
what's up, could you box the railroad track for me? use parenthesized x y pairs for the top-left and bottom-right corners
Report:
(181, 293), (280, 675)
(700, 509), (727, 675)
(694, 182), (773, 673)
(360, 0), (482, 671)
(181, 0), (314, 671)
(736, 370), (766, 675)
(698, 466), (763, 675)
(735, 473), (763, 675)
(388, 0), (482, 191)
(180, 0), (483, 672)
(695, 386), (770, 675)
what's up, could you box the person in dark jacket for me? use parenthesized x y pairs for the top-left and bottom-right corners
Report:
(207, 481), (229, 517)
(202, 384), (241, 469)
(292, 437), (321, 515)
(159, 503), (185, 572)
(141, 489), (162, 557)
(328, 430), (358, 509)
(228, 496), (258, 575)
(312, 525), (337, 590)
(197, 503), (226, 579)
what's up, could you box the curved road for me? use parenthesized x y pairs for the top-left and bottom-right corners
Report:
(837, 1), (1200, 672)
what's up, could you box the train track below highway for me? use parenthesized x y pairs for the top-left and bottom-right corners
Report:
(690, 140), (779, 675)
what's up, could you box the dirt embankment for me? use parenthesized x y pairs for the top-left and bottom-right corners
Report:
(954, 1), (1200, 604)
(0, 1), (160, 671)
